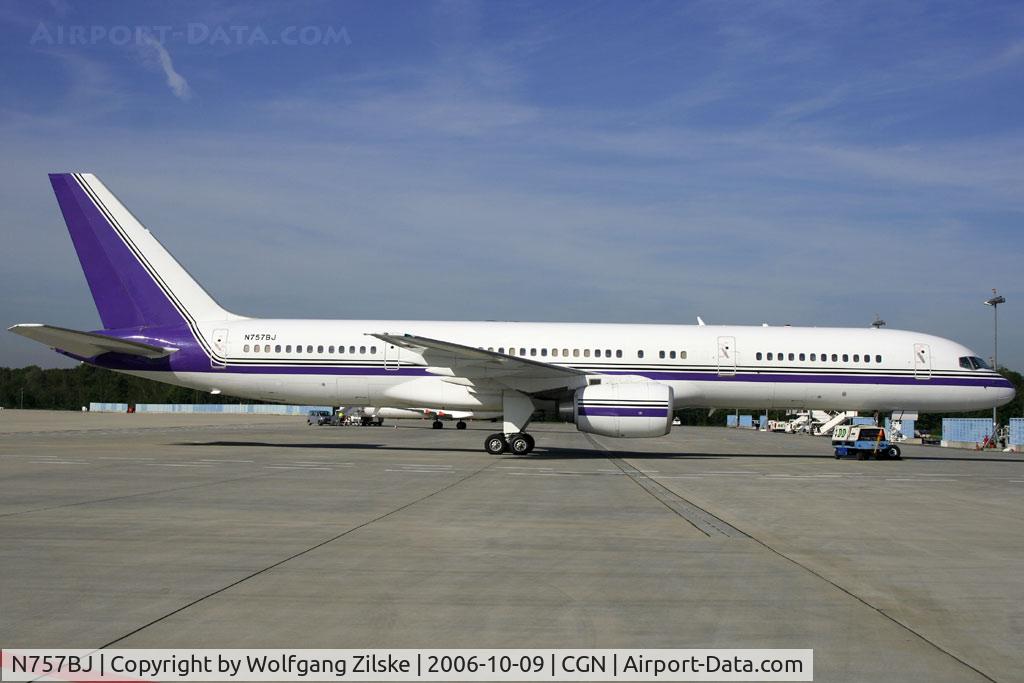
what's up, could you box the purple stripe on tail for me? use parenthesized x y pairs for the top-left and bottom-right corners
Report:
(49, 174), (184, 330)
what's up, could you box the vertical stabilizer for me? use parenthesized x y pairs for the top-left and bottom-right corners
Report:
(49, 173), (235, 330)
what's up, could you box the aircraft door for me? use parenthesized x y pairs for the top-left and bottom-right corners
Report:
(384, 342), (401, 371)
(913, 343), (931, 379)
(211, 329), (228, 369)
(717, 336), (736, 376)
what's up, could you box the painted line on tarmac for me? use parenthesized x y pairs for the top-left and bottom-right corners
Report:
(583, 433), (748, 539)
(100, 457), (501, 648)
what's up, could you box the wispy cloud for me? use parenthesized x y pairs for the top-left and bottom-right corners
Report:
(140, 34), (191, 101)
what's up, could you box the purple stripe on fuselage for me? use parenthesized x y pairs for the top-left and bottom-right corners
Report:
(578, 407), (670, 417)
(610, 370), (1012, 389)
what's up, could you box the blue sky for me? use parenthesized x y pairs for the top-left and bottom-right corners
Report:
(1, 0), (1022, 369)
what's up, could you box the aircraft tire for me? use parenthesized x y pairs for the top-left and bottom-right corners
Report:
(456, 421), (467, 430)
(523, 433), (535, 453)
(509, 434), (531, 455)
(485, 433), (507, 455)
(432, 420), (443, 429)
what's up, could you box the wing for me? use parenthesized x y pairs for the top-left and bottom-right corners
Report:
(368, 332), (589, 395)
(9, 324), (177, 359)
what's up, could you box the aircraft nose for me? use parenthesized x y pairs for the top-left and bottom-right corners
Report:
(996, 379), (1016, 407)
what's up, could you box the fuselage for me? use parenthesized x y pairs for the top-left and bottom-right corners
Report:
(80, 319), (1014, 414)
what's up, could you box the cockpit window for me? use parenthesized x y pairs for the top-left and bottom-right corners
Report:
(960, 356), (991, 370)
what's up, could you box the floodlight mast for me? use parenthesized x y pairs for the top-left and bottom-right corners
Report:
(984, 289), (1006, 444)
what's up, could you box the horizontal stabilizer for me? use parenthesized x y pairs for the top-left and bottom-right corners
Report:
(8, 324), (176, 359)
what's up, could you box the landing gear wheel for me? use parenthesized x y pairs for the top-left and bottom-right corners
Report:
(456, 421), (467, 430)
(522, 433), (535, 453)
(484, 433), (507, 455)
(432, 420), (444, 430)
(509, 434), (531, 455)
(887, 445), (902, 460)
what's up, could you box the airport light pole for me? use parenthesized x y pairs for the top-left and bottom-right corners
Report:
(984, 289), (1005, 443)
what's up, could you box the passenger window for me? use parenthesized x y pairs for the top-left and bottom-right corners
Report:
(788, 353), (795, 361)
(497, 347), (504, 354)
(669, 351), (676, 359)
(680, 351), (687, 359)
(370, 346), (377, 354)
(756, 352), (762, 360)
(842, 354), (849, 362)
(659, 350), (666, 359)
(616, 350), (622, 358)
(349, 346), (355, 353)
(876, 355), (882, 363)
(286, 345), (292, 352)
(605, 350), (612, 358)
(563, 348), (569, 356)
(275, 345), (281, 353)
(530, 348), (536, 356)
(831, 354), (838, 362)
(306, 345), (313, 353)
(767, 352), (773, 361)
(317, 345), (324, 353)
(327, 345), (334, 353)
(637, 350), (644, 359)
(584, 349), (590, 358)
(853, 354), (859, 362)
(541, 348), (548, 357)
(243, 344), (250, 352)
(863, 354), (869, 363)
(810, 353), (816, 361)
(359, 346), (366, 354)
(574, 349), (581, 357)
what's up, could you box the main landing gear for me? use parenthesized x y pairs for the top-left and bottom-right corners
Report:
(483, 390), (537, 455)
(432, 420), (444, 429)
(456, 420), (467, 430)
(484, 432), (535, 455)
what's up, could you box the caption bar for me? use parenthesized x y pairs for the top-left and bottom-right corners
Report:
(1, 649), (811, 681)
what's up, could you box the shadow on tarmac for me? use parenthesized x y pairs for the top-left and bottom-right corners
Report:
(174, 440), (1024, 464)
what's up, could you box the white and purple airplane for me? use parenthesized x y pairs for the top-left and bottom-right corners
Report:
(9, 174), (1015, 455)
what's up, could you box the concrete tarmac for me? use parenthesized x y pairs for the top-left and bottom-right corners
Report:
(2, 411), (1023, 681)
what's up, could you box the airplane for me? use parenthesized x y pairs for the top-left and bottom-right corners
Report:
(344, 407), (501, 429)
(8, 173), (1015, 455)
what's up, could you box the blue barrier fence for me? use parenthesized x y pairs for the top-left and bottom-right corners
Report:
(1011, 418), (1024, 447)
(942, 418), (992, 443)
(88, 402), (129, 412)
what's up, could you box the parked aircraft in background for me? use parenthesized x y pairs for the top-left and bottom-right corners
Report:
(345, 406), (501, 429)
(9, 174), (1015, 454)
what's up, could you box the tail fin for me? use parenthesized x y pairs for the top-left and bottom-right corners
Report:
(49, 173), (235, 330)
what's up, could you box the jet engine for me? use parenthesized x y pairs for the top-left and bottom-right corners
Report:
(570, 381), (674, 438)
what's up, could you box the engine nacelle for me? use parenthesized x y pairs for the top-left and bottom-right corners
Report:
(573, 382), (673, 438)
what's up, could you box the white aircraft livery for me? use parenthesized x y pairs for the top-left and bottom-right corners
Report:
(9, 174), (1015, 454)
